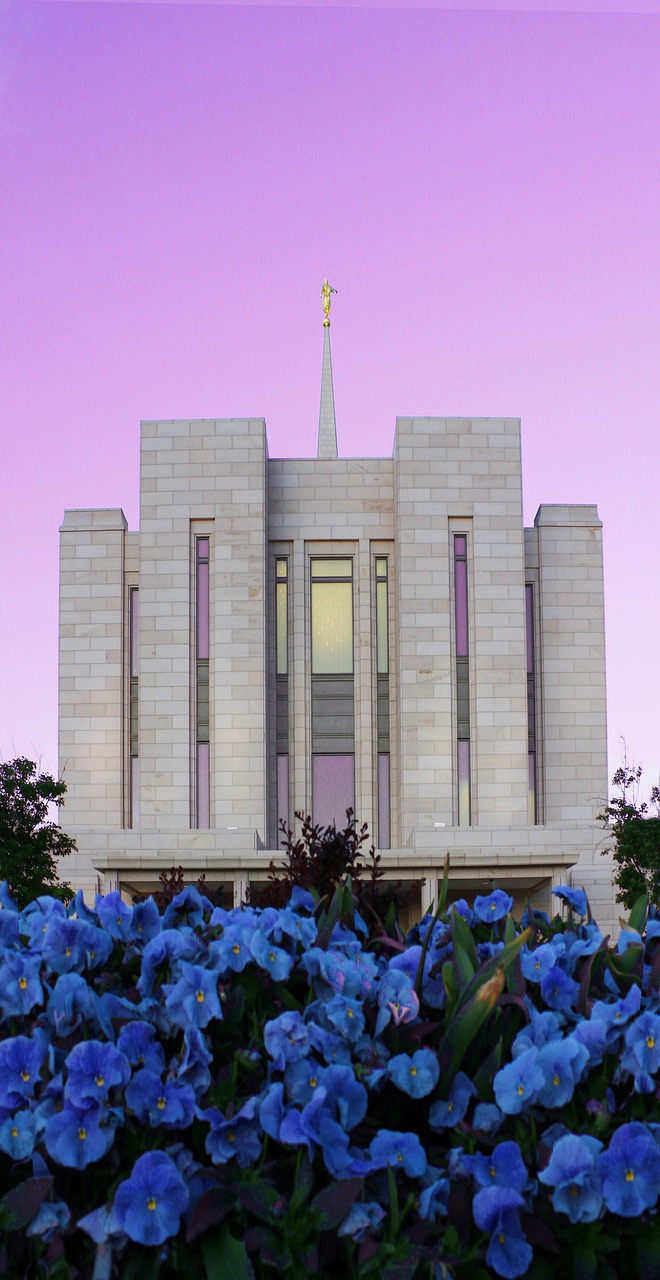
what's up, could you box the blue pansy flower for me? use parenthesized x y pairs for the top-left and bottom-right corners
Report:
(375, 968), (419, 1035)
(571, 1018), (609, 1067)
(0, 1110), (41, 1161)
(114, 1151), (189, 1246)
(468, 1141), (529, 1193)
(512, 1009), (563, 1056)
(472, 1186), (532, 1279)
(95, 890), (133, 941)
(65, 1039), (131, 1109)
(494, 1047), (544, 1115)
(44, 1102), (116, 1169)
(448, 899), (476, 927)
(250, 928), (293, 981)
(540, 966), (579, 1012)
(79, 924), (114, 971)
(211, 921), (258, 974)
(259, 1081), (285, 1140)
(46, 973), (107, 1037)
(117, 1022), (166, 1075)
(288, 886), (316, 914)
(323, 994), (366, 1043)
(473, 1103), (504, 1135)
(321, 1063), (367, 1130)
(26, 1199), (71, 1241)
(137, 930), (204, 998)
(128, 896), (162, 944)
(418, 1177), (450, 1222)
(0, 1035), (46, 1108)
(0, 953), (43, 1018)
(162, 886), (213, 930)
(338, 1201), (386, 1240)
(370, 1129), (427, 1178)
(178, 1025), (213, 1094)
(591, 983), (641, 1037)
(285, 1058), (326, 1106)
(0, 881), (18, 912)
(536, 1038), (589, 1109)
(164, 961), (222, 1030)
(521, 942), (565, 984)
(200, 1095), (262, 1167)
(473, 890), (513, 924)
(622, 1012), (660, 1075)
(42, 916), (91, 974)
(429, 1071), (477, 1128)
(277, 905), (318, 949)
(552, 885), (588, 917)
(125, 1069), (195, 1129)
(264, 1011), (311, 1070)
(538, 1133), (603, 1223)
(598, 1122), (660, 1217)
(388, 1049), (440, 1099)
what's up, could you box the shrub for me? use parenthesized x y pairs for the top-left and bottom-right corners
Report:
(1, 870), (660, 1278)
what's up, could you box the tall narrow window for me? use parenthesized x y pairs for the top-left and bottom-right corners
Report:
(195, 537), (210, 828)
(129, 588), (139, 827)
(311, 559), (354, 827)
(275, 558), (289, 840)
(454, 536), (471, 825)
(375, 557), (390, 848)
(526, 584), (538, 824)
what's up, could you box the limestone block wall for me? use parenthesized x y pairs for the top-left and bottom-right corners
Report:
(138, 419), (268, 839)
(58, 508), (127, 891)
(393, 418), (530, 842)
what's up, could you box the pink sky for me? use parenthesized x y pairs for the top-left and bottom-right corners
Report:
(1, 0), (659, 807)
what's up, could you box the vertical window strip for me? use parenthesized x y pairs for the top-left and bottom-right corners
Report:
(196, 538), (210, 829)
(526, 584), (538, 824)
(275, 558), (289, 839)
(375, 557), (390, 848)
(454, 536), (471, 826)
(311, 558), (355, 828)
(129, 588), (139, 827)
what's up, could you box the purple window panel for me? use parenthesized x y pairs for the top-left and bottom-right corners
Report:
(457, 740), (470, 826)
(197, 742), (210, 829)
(312, 755), (355, 830)
(528, 752), (537, 825)
(378, 753), (390, 849)
(525, 584), (534, 675)
(130, 589), (139, 678)
(277, 755), (289, 843)
(197, 560), (209, 660)
(454, 555), (468, 657)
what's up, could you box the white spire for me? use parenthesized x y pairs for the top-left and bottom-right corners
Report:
(317, 280), (338, 459)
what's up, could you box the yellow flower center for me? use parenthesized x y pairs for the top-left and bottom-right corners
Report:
(490, 1167), (496, 1178)
(309, 1076), (317, 1088)
(196, 990), (205, 1003)
(535, 962), (541, 969)
(410, 1066), (417, 1076)
(517, 1084), (525, 1096)
(347, 1009), (353, 1018)
(65, 949), (71, 957)
(227, 1131), (236, 1143)
(117, 917), (122, 925)
(269, 952), (276, 962)
(447, 1102), (453, 1112)
(647, 1036), (655, 1049)
(157, 1097), (166, 1110)
(233, 944), (241, 954)
(95, 1075), (105, 1087)
(491, 903), (496, 911)
(498, 1233), (505, 1244)
(21, 1071), (30, 1082)
(553, 1075), (560, 1087)
(570, 1185), (579, 1196)
(625, 1169), (635, 1182)
(396, 1153), (403, 1163)
(18, 977), (27, 990)
(89, 951), (95, 960)
(137, 925), (143, 933)
(78, 1128), (86, 1141)
(147, 1197), (157, 1211)
(11, 1127), (18, 1138)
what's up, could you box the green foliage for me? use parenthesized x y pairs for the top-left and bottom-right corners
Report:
(0, 757), (74, 908)
(599, 763), (660, 910)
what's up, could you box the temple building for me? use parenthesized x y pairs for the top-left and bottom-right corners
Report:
(58, 286), (615, 932)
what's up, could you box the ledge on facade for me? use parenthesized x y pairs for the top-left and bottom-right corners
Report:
(534, 503), (601, 528)
(60, 508), (128, 532)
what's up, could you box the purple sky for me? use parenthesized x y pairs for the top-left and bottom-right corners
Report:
(1, 0), (659, 806)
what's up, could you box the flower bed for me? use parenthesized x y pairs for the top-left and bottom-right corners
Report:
(1, 874), (660, 1279)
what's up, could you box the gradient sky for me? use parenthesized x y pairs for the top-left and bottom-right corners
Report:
(1, 0), (659, 806)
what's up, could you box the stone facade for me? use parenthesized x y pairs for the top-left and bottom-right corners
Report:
(58, 344), (614, 933)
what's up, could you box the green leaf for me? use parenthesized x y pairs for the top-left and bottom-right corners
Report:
(235, 1180), (279, 1223)
(442, 961), (458, 1019)
(451, 908), (480, 987)
(0, 1176), (52, 1231)
(628, 891), (649, 934)
(310, 1177), (363, 1230)
(202, 1227), (255, 1280)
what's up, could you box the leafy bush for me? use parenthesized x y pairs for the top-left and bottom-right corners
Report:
(3, 868), (660, 1279)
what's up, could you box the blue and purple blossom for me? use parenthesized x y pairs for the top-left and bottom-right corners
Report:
(113, 1151), (189, 1245)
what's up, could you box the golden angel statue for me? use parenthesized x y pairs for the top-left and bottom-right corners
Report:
(321, 279), (337, 326)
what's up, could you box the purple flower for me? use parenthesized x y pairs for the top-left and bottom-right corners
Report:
(429, 1071), (477, 1128)
(598, 1122), (660, 1217)
(538, 1133), (603, 1223)
(473, 890), (513, 924)
(44, 1102), (116, 1170)
(472, 1187), (532, 1279)
(370, 1129), (427, 1178)
(65, 1039), (131, 1109)
(388, 1049), (439, 1099)
(114, 1151), (189, 1246)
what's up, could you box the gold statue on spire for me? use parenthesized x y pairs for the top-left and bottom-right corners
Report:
(321, 278), (337, 327)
